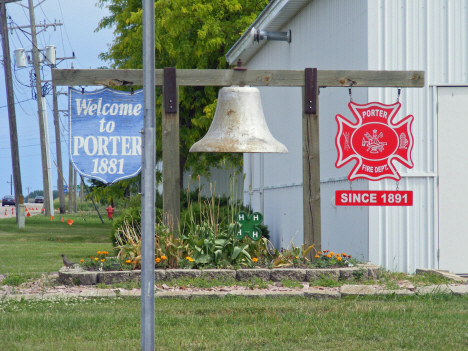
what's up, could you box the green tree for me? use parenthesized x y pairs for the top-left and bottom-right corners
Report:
(97, 0), (269, 188)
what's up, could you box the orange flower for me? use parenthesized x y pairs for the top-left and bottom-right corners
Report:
(337, 257), (342, 261)
(327, 254), (332, 258)
(155, 258), (161, 263)
(125, 260), (131, 264)
(101, 259), (105, 263)
(330, 252), (335, 256)
(252, 257), (258, 262)
(103, 251), (109, 255)
(315, 255), (319, 258)
(94, 257), (99, 261)
(317, 251), (322, 255)
(342, 253), (347, 257)
(80, 259), (84, 264)
(97, 251), (101, 255)
(161, 255), (167, 260)
(90, 256), (94, 259)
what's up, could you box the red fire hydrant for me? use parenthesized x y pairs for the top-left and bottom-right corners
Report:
(105, 205), (114, 220)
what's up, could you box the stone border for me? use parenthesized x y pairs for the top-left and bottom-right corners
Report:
(58, 264), (382, 286)
(4, 284), (468, 302)
(416, 268), (468, 284)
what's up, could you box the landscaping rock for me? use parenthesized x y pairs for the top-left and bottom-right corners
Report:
(340, 267), (368, 281)
(449, 285), (468, 296)
(306, 269), (340, 282)
(340, 284), (376, 296)
(269, 269), (306, 282)
(377, 289), (414, 296)
(97, 271), (130, 285)
(304, 290), (341, 300)
(58, 271), (97, 286)
(236, 269), (270, 282)
(128, 270), (166, 282)
(118, 290), (141, 298)
(200, 269), (236, 281)
(80, 289), (117, 298)
(415, 284), (451, 294)
(416, 269), (468, 283)
(266, 291), (304, 298)
(165, 269), (202, 280)
(229, 290), (266, 298)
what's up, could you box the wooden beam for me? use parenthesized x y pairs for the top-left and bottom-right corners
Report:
(303, 69), (321, 254)
(162, 68), (180, 234)
(52, 69), (425, 88)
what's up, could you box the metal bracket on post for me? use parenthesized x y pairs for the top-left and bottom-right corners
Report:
(305, 68), (317, 114)
(164, 67), (177, 113)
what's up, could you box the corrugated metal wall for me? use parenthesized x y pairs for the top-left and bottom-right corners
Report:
(244, 0), (370, 257)
(367, 0), (468, 272)
(242, 0), (468, 272)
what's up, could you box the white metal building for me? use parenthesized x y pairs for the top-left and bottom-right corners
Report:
(226, 0), (468, 274)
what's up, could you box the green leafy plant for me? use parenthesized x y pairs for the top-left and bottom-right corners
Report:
(281, 278), (303, 289)
(309, 274), (342, 288)
(311, 250), (358, 268)
(273, 244), (315, 268)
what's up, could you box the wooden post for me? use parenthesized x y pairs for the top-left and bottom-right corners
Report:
(0, 1), (23, 225)
(162, 68), (180, 233)
(303, 68), (321, 253)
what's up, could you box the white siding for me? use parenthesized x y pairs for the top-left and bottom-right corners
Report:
(244, 0), (370, 257)
(367, 0), (468, 272)
(237, 0), (468, 272)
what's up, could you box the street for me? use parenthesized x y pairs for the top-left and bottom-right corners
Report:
(0, 203), (46, 219)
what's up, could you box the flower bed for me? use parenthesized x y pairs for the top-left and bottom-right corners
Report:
(58, 264), (382, 286)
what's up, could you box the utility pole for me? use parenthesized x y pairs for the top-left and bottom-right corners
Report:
(7, 174), (13, 194)
(28, 0), (51, 216)
(53, 87), (65, 213)
(26, 186), (31, 202)
(9, 1), (66, 216)
(1, 0), (23, 223)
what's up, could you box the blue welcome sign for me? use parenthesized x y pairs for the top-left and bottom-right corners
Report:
(69, 87), (143, 184)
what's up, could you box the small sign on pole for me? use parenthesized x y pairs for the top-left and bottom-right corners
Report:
(68, 88), (143, 184)
(335, 101), (414, 206)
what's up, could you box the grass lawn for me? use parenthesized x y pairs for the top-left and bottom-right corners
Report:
(1, 295), (468, 350)
(1, 213), (467, 350)
(0, 214), (113, 274)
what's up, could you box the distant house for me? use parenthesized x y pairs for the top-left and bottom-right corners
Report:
(226, 0), (468, 274)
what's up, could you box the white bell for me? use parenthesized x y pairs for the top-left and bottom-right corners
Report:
(189, 86), (288, 153)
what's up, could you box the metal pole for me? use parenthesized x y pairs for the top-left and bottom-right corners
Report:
(0, 1), (23, 225)
(73, 169), (77, 213)
(68, 161), (73, 214)
(141, 0), (155, 349)
(28, 0), (51, 216)
(80, 175), (104, 224)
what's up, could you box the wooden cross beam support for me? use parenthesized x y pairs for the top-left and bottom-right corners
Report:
(52, 68), (424, 247)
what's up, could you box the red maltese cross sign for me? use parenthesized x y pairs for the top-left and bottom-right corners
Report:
(335, 101), (414, 181)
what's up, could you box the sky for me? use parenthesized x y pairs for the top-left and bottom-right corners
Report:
(0, 0), (114, 197)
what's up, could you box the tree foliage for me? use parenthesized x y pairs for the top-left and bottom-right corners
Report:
(97, 0), (269, 186)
